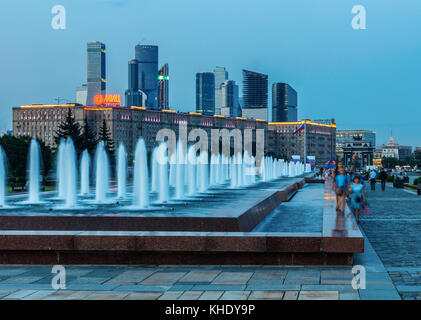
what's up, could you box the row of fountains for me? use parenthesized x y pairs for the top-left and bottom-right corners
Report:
(0, 138), (312, 209)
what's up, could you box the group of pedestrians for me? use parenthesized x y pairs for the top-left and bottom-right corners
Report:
(331, 162), (367, 223)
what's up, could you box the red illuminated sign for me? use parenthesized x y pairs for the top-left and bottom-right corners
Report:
(94, 94), (121, 106)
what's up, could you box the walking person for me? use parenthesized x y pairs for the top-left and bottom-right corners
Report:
(348, 176), (366, 223)
(369, 170), (377, 191)
(380, 168), (387, 191)
(334, 167), (348, 213)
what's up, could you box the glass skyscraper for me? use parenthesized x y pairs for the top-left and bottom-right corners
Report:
(158, 63), (169, 109)
(272, 83), (298, 122)
(242, 70), (268, 108)
(196, 72), (215, 116)
(214, 66), (228, 115)
(86, 41), (106, 105)
(220, 80), (240, 118)
(241, 70), (268, 120)
(125, 59), (144, 107)
(135, 45), (158, 108)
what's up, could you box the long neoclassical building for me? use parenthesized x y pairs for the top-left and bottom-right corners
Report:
(12, 103), (336, 165)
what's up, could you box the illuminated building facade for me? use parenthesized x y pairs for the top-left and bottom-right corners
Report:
(86, 42), (106, 105)
(13, 103), (335, 166)
(268, 120), (336, 165)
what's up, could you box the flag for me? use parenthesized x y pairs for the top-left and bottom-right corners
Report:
(292, 122), (305, 135)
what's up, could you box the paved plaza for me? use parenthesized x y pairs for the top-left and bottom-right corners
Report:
(360, 183), (421, 300)
(0, 181), (419, 300)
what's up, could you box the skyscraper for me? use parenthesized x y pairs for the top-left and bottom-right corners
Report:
(213, 66), (228, 115)
(241, 69), (268, 120)
(220, 80), (241, 118)
(135, 45), (158, 108)
(196, 72), (215, 116)
(76, 84), (87, 105)
(86, 41), (106, 105)
(125, 59), (145, 107)
(158, 63), (169, 109)
(272, 82), (298, 122)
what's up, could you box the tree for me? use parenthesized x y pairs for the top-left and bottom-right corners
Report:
(54, 108), (83, 154)
(0, 135), (53, 183)
(382, 157), (400, 169)
(80, 119), (98, 156)
(98, 118), (115, 159)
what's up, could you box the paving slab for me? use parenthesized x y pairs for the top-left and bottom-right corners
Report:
(248, 291), (284, 300)
(282, 291), (299, 300)
(178, 291), (204, 300)
(178, 270), (221, 284)
(211, 272), (253, 285)
(220, 291), (251, 300)
(298, 290), (339, 300)
(198, 291), (224, 300)
(158, 291), (184, 300)
(124, 292), (163, 300)
(105, 270), (155, 285)
(140, 272), (186, 286)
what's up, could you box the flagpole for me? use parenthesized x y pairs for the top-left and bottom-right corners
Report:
(303, 121), (307, 164)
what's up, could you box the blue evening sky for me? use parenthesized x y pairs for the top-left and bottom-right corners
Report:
(0, 0), (420, 147)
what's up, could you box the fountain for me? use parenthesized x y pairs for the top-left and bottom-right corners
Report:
(117, 143), (127, 199)
(175, 141), (185, 199)
(80, 149), (90, 195)
(132, 138), (149, 208)
(157, 142), (169, 203)
(28, 139), (40, 203)
(64, 138), (77, 208)
(0, 147), (6, 207)
(56, 139), (66, 199)
(187, 145), (197, 196)
(151, 148), (159, 193)
(198, 149), (208, 193)
(95, 141), (109, 203)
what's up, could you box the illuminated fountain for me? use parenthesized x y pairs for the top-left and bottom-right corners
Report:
(95, 141), (109, 203)
(28, 139), (40, 203)
(64, 138), (77, 208)
(132, 138), (149, 208)
(117, 143), (127, 199)
(80, 149), (90, 195)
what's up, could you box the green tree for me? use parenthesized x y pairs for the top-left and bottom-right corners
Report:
(80, 119), (98, 156)
(98, 118), (115, 159)
(0, 135), (53, 183)
(54, 108), (83, 154)
(382, 157), (400, 169)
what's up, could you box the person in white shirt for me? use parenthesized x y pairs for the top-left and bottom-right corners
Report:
(369, 170), (377, 191)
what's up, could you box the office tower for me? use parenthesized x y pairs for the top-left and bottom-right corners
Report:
(76, 84), (87, 105)
(272, 83), (298, 122)
(135, 45), (158, 108)
(125, 60), (145, 107)
(220, 80), (240, 118)
(241, 69), (268, 120)
(213, 67), (228, 115)
(196, 72), (215, 116)
(158, 63), (169, 109)
(86, 41), (106, 105)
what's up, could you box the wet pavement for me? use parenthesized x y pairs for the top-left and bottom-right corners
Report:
(253, 184), (323, 233)
(360, 182), (421, 299)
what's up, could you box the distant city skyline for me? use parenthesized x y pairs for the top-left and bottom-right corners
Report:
(1, 0), (421, 146)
